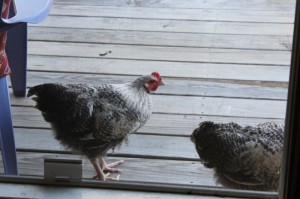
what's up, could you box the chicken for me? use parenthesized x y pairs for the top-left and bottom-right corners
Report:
(190, 121), (284, 191)
(27, 72), (164, 181)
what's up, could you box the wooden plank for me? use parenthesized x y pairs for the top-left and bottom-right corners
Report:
(0, 183), (230, 199)
(0, 183), (233, 199)
(14, 128), (198, 159)
(28, 27), (293, 51)
(0, 182), (232, 199)
(153, 95), (286, 118)
(11, 107), (284, 136)
(1, 152), (217, 186)
(24, 71), (288, 100)
(34, 16), (294, 36)
(28, 41), (291, 66)
(49, 4), (295, 23)
(54, 0), (295, 11)
(10, 91), (286, 118)
(28, 55), (290, 82)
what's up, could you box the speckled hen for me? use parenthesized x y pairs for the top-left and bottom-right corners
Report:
(27, 72), (164, 181)
(191, 121), (284, 191)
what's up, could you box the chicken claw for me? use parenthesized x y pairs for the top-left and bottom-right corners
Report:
(92, 172), (120, 181)
(101, 158), (124, 173)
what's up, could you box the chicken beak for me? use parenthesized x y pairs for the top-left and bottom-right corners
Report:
(159, 81), (165, 86)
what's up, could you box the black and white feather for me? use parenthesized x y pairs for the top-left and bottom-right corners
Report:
(190, 121), (284, 191)
(27, 72), (164, 180)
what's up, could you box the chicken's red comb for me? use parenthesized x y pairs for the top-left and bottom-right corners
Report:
(151, 72), (161, 79)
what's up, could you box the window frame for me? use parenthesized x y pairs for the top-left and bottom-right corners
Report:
(279, 1), (300, 199)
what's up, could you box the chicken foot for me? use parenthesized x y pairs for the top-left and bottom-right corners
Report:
(89, 157), (124, 181)
(100, 157), (124, 173)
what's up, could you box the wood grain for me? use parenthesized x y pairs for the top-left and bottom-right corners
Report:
(13, 128), (199, 159)
(12, 106), (284, 136)
(24, 71), (288, 100)
(28, 41), (291, 66)
(28, 27), (293, 51)
(34, 16), (294, 36)
(0, 152), (217, 186)
(27, 55), (290, 82)
(49, 4), (294, 23)
(55, 0), (295, 11)
(11, 90), (286, 118)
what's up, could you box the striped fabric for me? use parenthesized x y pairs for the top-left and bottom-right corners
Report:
(0, 0), (11, 78)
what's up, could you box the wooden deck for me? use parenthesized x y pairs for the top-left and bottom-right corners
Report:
(1, 0), (295, 193)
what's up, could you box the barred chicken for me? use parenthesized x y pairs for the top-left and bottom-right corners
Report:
(191, 121), (284, 191)
(27, 72), (164, 181)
